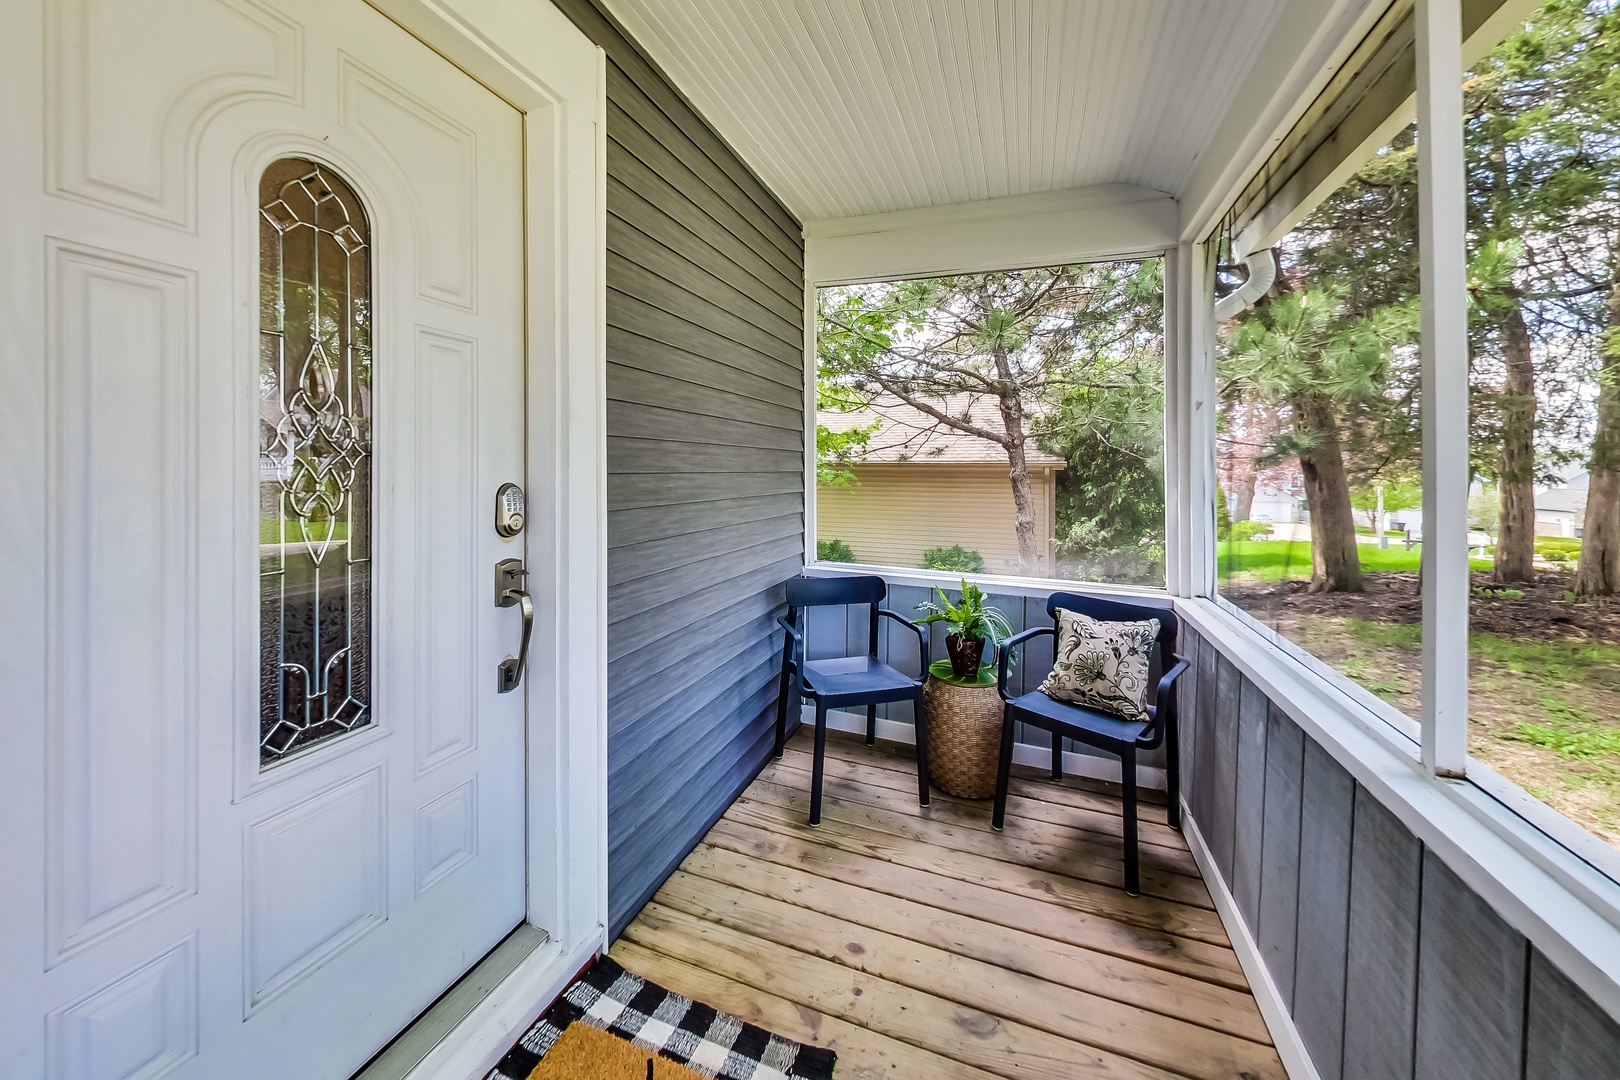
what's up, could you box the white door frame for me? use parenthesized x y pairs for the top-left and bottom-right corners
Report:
(358, 1), (610, 1071)
(0, 0), (608, 1075)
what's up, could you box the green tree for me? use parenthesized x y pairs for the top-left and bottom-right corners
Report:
(1350, 480), (1422, 532)
(1041, 370), (1165, 584)
(819, 261), (1163, 574)
(1224, 286), (1417, 592)
(1463, 2), (1620, 582)
(1486, 0), (1620, 595)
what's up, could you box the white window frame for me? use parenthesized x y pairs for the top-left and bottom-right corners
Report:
(800, 185), (1185, 593)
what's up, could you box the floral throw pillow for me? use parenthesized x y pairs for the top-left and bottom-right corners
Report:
(1038, 609), (1161, 722)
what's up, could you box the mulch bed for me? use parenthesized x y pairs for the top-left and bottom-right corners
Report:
(1223, 568), (1620, 642)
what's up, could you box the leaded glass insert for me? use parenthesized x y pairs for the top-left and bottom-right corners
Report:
(259, 158), (373, 766)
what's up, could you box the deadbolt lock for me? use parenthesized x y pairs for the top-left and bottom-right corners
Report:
(495, 482), (525, 538)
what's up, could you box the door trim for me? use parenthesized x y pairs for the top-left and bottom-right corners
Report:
(364, 0), (609, 1028)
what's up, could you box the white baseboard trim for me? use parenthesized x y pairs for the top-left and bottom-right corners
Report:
(1180, 810), (1322, 1080)
(403, 931), (597, 1080)
(813, 705), (1167, 791)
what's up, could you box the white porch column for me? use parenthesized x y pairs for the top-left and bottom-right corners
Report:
(1164, 241), (1217, 600)
(1417, 0), (1470, 777)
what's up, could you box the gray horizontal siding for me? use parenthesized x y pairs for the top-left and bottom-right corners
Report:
(1180, 626), (1620, 1080)
(550, 0), (805, 938)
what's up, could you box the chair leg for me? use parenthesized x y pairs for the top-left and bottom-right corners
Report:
(865, 703), (877, 746)
(809, 701), (829, 827)
(1051, 729), (1064, 780)
(913, 693), (931, 807)
(992, 710), (1017, 831)
(1165, 716), (1182, 832)
(1122, 746), (1140, 896)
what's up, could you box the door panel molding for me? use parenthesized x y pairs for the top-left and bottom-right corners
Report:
(46, 0), (303, 229)
(243, 766), (388, 1013)
(45, 239), (199, 968)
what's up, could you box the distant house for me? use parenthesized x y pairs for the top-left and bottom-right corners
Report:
(817, 395), (1065, 576)
(1536, 470), (1588, 539)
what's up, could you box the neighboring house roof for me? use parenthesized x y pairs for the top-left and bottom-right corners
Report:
(1537, 486), (1586, 515)
(819, 393), (1065, 466)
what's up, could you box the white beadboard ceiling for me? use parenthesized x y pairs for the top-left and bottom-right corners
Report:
(602, 0), (1283, 224)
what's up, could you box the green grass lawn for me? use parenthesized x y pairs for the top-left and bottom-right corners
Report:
(1216, 539), (1493, 581)
(259, 519), (352, 544)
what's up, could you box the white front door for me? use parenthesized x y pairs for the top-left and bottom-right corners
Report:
(5, 0), (530, 1075)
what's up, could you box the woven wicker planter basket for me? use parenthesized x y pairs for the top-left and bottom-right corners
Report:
(922, 661), (1005, 799)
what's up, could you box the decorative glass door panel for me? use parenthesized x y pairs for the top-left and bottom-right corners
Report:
(259, 158), (373, 766)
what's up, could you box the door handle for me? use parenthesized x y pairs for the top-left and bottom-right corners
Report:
(495, 558), (532, 694)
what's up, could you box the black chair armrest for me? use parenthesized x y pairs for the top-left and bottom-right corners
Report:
(877, 608), (930, 676)
(999, 625), (1055, 703)
(1154, 652), (1190, 721)
(777, 615), (812, 697)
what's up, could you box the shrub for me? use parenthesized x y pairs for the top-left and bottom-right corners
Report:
(817, 538), (856, 563)
(1536, 538), (1581, 564)
(921, 544), (985, 573)
(1227, 519), (1272, 542)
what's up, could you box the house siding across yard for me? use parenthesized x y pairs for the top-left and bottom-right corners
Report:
(818, 463), (1060, 576)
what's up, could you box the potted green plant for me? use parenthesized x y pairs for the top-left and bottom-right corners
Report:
(917, 578), (1014, 679)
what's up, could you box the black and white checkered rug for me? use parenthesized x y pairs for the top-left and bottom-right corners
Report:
(488, 957), (836, 1080)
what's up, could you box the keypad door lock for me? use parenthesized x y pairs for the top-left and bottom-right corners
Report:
(495, 482), (525, 538)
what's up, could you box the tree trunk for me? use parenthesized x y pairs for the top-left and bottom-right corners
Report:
(1295, 389), (1363, 592)
(1494, 303), (1537, 583)
(1575, 281), (1620, 596)
(987, 344), (1042, 575)
(996, 393), (1041, 574)
(1219, 399), (1267, 522)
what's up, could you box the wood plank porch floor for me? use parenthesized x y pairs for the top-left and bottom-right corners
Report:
(609, 729), (1285, 1080)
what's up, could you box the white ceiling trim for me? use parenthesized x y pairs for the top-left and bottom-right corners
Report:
(804, 183), (1177, 285)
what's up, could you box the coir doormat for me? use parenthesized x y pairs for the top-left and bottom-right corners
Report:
(488, 957), (836, 1080)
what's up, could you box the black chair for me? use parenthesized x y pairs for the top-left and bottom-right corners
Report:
(992, 592), (1188, 895)
(775, 575), (930, 826)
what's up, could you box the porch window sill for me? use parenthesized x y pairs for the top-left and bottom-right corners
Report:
(1173, 595), (1620, 1023)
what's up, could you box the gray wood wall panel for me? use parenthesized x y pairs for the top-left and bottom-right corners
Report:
(1231, 675), (1269, 927)
(1342, 786), (1423, 1080)
(1414, 851), (1527, 1080)
(1256, 702), (1303, 1008)
(1193, 633), (1219, 835)
(1525, 949), (1620, 1079)
(1209, 654), (1241, 880)
(1179, 629), (1201, 811)
(1293, 738), (1356, 1080)
(549, 0), (806, 938)
(1178, 631), (1620, 1080)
